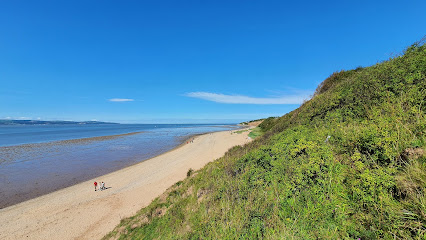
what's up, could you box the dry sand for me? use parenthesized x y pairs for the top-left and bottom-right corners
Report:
(0, 130), (251, 240)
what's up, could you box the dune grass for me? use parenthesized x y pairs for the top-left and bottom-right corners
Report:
(248, 127), (263, 139)
(234, 129), (249, 134)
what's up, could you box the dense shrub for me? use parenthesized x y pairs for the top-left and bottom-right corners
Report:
(258, 117), (277, 132)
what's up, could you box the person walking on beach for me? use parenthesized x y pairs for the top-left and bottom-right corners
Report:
(101, 181), (105, 191)
(94, 181), (98, 191)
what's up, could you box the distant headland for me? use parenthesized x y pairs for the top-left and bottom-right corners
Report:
(0, 120), (118, 125)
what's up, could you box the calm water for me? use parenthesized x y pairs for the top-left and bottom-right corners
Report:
(0, 123), (239, 147)
(0, 124), (240, 208)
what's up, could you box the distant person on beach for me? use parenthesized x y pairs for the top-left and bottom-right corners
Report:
(94, 181), (97, 191)
(101, 182), (105, 190)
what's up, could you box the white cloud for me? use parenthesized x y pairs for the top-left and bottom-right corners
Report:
(108, 98), (134, 102)
(185, 92), (310, 104)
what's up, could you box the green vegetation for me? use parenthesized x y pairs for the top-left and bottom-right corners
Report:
(187, 168), (194, 177)
(104, 41), (426, 239)
(257, 117), (278, 132)
(234, 129), (249, 134)
(234, 127), (264, 139)
(248, 127), (263, 139)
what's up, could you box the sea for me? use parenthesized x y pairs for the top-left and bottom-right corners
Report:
(0, 123), (240, 208)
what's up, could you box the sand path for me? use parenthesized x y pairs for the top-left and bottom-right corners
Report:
(0, 130), (251, 240)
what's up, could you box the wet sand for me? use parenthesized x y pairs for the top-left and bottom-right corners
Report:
(1, 131), (144, 150)
(0, 130), (251, 240)
(0, 132), (145, 209)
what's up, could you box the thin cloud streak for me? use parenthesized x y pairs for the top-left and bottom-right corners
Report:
(108, 98), (134, 102)
(185, 92), (310, 104)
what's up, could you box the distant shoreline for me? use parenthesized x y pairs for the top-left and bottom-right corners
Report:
(0, 123), (242, 147)
(0, 119), (118, 125)
(0, 131), (145, 149)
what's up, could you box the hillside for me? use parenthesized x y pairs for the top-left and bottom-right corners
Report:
(104, 41), (425, 239)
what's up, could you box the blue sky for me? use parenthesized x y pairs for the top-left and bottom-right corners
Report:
(1, 1), (425, 123)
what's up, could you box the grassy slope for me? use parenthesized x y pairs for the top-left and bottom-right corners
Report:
(104, 42), (426, 239)
(248, 127), (263, 139)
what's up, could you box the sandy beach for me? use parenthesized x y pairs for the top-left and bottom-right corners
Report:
(0, 130), (251, 240)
